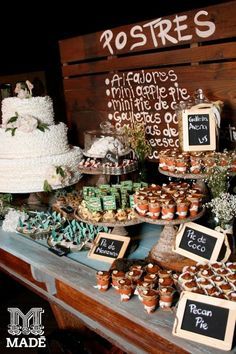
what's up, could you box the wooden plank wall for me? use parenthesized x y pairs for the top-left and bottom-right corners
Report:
(59, 1), (236, 160)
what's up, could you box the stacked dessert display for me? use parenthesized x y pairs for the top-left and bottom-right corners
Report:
(140, 90), (223, 270)
(133, 182), (205, 270)
(0, 81), (83, 193)
(75, 180), (144, 235)
(78, 121), (138, 183)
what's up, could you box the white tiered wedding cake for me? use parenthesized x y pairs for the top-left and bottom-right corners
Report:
(0, 81), (82, 193)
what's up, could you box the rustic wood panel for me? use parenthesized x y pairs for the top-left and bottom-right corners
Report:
(59, 1), (236, 62)
(60, 2), (236, 160)
(64, 62), (236, 156)
(50, 302), (86, 330)
(55, 279), (187, 354)
(0, 249), (47, 291)
(62, 42), (236, 77)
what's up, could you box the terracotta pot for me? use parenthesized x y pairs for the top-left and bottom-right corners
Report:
(175, 158), (187, 173)
(148, 201), (161, 220)
(136, 200), (148, 216)
(161, 203), (175, 220)
(159, 156), (168, 171)
(146, 263), (160, 274)
(159, 287), (175, 308)
(189, 200), (199, 217)
(96, 271), (110, 292)
(117, 278), (133, 301)
(143, 273), (158, 286)
(166, 157), (176, 172)
(135, 280), (155, 300)
(190, 156), (202, 174)
(176, 201), (189, 219)
(140, 289), (159, 313)
(159, 276), (174, 288)
(126, 269), (143, 285)
(111, 270), (125, 291)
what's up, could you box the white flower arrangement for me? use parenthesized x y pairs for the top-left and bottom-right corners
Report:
(3, 112), (49, 136)
(44, 166), (72, 192)
(2, 209), (28, 233)
(14, 80), (34, 99)
(205, 192), (236, 230)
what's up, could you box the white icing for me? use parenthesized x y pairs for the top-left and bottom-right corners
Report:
(159, 301), (172, 308)
(0, 147), (82, 193)
(0, 93), (83, 193)
(161, 212), (174, 220)
(120, 294), (130, 301)
(144, 304), (156, 313)
(2, 96), (54, 125)
(0, 123), (69, 158)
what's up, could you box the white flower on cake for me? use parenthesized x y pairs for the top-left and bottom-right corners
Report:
(44, 166), (72, 192)
(17, 114), (38, 133)
(2, 209), (28, 232)
(14, 80), (34, 99)
(4, 112), (49, 136)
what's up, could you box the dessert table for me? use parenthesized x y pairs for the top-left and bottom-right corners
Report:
(0, 223), (235, 353)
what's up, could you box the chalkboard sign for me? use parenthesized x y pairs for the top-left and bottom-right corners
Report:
(103, 150), (119, 164)
(182, 299), (228, 340)
(173, 292), (236, 351)
(188, 114), (210, 146)
(174, 222), (231, 263)
(88, 232), (130, 263)
(182, 108), (216, 151)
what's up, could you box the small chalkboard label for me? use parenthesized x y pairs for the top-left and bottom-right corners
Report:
(88, 232), (130, 263)
(188, 114), (210, 146)
(174, 222), (231, 263)
(182, 108), (216, 151)
(173, 292), (236, 351)
(103, 150), (119, 164)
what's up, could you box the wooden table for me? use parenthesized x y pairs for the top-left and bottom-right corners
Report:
(0, 226), (235, 354)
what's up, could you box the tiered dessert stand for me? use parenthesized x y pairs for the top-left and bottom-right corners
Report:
(158, 167), (208, 194)
(74, 209), (143, 236)
(79, 149), (137, 185)
(134, 209), (205, 271)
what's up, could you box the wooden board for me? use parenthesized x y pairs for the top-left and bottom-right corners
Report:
(59, 2), (236, 160)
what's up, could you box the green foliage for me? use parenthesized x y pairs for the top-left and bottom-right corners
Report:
(37, 121), (49, 132)
(43, 180), (52, 193)
(206, 166), (229, 198)
(124, 123), (151, 160)
(56, 166), (65, 177)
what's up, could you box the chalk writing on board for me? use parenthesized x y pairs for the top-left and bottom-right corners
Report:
(94, 237), (123, 258)
(181, 300), (228, 340)
(105, 69), (190, 159)
(188, 114), (210, 146)
(178, 226), (217, 260)
(100, 10), (216, 55)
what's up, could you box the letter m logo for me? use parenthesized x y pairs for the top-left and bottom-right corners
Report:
(8, 308), (44, 336)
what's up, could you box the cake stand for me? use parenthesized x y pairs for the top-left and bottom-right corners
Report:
(74, 209), (143, 236)
(134, 209), (205, 272)
(79, 149), (137, 185)
(158, 167), (208, 194)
